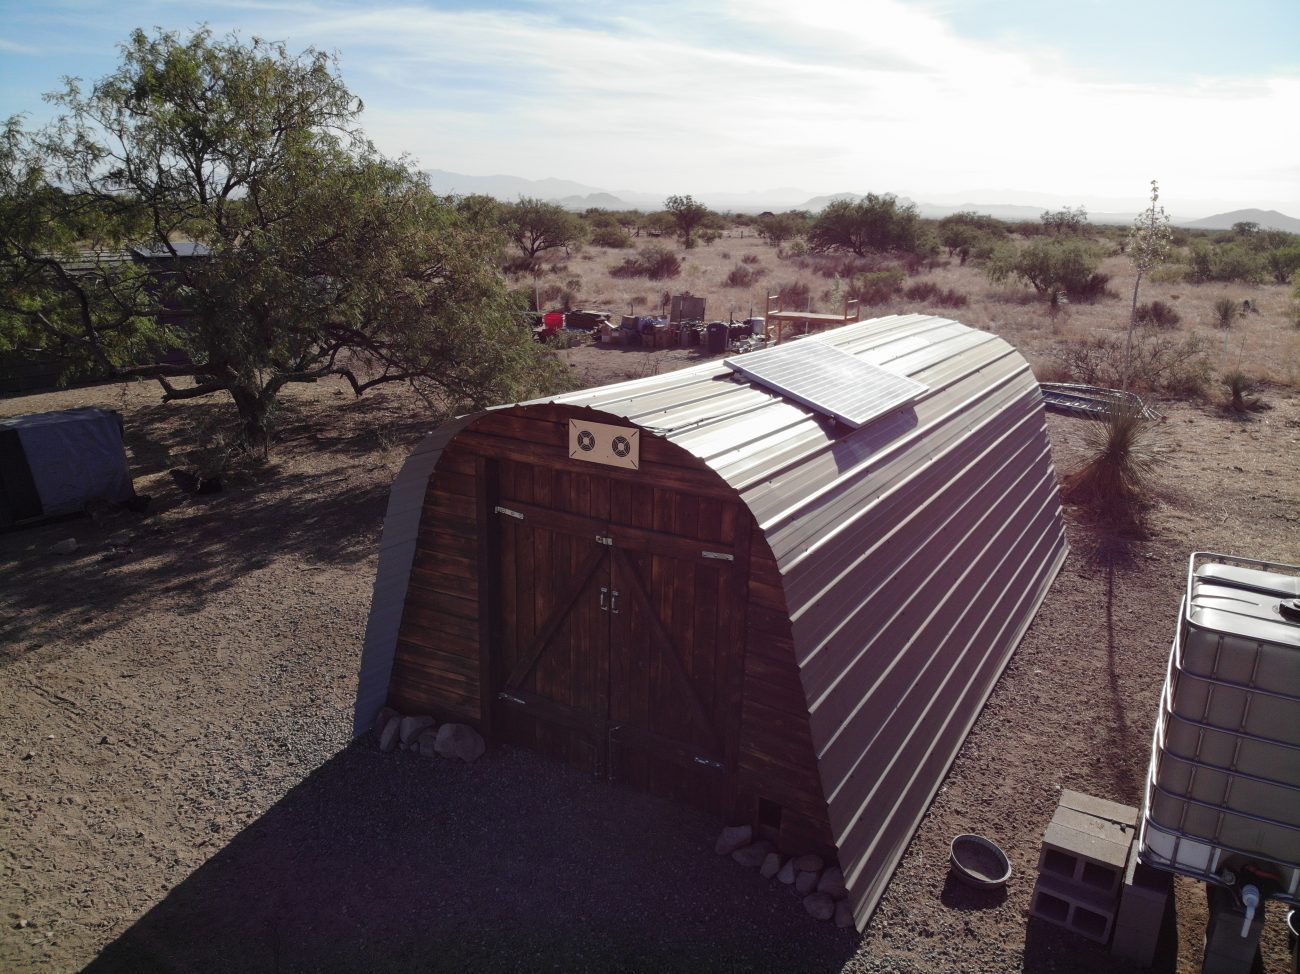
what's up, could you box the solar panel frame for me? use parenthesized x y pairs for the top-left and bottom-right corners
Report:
(724, 338), (928, 428)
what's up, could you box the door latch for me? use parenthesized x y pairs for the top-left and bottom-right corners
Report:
(610, 590), (620, 614)
(599, 586), (609, 611)
(494, 505), (524, 520)
(497, 691), (526, 705)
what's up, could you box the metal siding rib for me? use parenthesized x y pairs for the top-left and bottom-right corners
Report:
(360, 316), (1067, 932)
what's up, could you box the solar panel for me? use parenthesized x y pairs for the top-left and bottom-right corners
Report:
(724, 338), (927, 428)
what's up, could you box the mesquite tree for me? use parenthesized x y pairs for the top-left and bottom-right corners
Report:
(0, 28), (561, 452)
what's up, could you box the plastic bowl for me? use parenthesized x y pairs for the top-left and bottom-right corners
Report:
(949, 834), (1012, 889)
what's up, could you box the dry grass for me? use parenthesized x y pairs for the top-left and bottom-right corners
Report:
(527, 230), (1300, 393)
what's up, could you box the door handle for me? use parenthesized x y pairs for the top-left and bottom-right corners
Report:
(599, 586), (609, 611)
(610, 590), (620, 614)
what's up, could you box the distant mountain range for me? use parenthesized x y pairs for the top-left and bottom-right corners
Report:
(1181, 209), (1300, 233)
(421, 169), (1298, 231)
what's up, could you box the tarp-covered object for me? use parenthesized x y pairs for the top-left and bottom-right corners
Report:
(0, 407), (135, 527)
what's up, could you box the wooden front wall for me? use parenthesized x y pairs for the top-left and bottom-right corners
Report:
(387, 403), (834, 855)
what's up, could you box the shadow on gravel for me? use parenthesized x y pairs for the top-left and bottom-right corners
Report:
(938, 873), (1007, 911)
(83, 742), (858, 974)
(0, 467), (388, 657)
(1021, 894), (1179, 974)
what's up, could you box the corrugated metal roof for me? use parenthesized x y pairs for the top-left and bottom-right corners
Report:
(545, 314), (1067, 928)
(361, 314), (1066, 929)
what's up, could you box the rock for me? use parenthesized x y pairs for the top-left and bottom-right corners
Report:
(50, 538), (78, 555)
(795, 869), (820, 894)
(730, 840), (773, 869)
(107, 529), (132, 546)
(834, 900), (854, 929)
(793, 853), (824, 872)
(371, 702), (395, 733)
(777, 859), (796, 885)
(759, 852), (782, 879)
(378, 719), (401, 753)
(399, 715), (435, 746)
(817, 866), (846, 898)
(714, 824), (752, 855)
(803, 892), (835, 921)
(416, 728), (440, 758)
(434, 723), (485, 763)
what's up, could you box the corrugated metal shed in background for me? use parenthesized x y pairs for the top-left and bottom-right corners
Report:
(357, 314), (1068, 930)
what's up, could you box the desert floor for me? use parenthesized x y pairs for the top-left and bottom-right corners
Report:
(2, 309), (1298, 972)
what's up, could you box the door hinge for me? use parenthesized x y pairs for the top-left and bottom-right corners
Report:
(693, 755), (724, 769)
(497, 691), (526, 705)
(494, 505), (524, 520)
(702, 550), (734, 561)
(595, 535), (614, 546)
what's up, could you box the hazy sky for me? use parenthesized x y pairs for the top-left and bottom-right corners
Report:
(2, 0), (1298, 216)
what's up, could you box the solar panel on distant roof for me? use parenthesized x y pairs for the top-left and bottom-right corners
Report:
(724, 338), (927, 428)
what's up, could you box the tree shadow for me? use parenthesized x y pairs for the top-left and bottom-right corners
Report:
(0, 467), (389, 659)
(83, 742), (858, 974)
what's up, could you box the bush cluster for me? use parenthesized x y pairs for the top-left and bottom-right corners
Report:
(846, 269), (905, 305)
(590, 225), (632, 249)
(1134, 300), (1180, 329)
(723, 263), (763, 288)
(1057, 333), (1211, 397)
(903, 280), (968, 308)
(610, 245), (681, 281)
(987, 239), (1112, 303)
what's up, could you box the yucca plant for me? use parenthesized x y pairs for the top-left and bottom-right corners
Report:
(1222, 370), (1266, 413)
(1212, 297), (1239, 330)
(1064, 399), (1162, 528)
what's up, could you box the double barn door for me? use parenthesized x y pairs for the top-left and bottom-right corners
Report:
(490, 459), (747, 811)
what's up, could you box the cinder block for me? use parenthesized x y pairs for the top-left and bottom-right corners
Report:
(1111, 856), (1172, 965)
(1201, 885), (1266, 974)
(1038, 808), (1135, 898)
(1030, 873), (1118, 945)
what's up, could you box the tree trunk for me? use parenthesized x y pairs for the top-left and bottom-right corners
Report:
(230, 385), (274, 456)
(1123, 270), (1143, 392)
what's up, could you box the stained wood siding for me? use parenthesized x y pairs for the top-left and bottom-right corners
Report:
(353, 415), (477, 735)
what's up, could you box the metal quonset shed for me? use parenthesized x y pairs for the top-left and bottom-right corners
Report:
(354, 314), (1068, 929)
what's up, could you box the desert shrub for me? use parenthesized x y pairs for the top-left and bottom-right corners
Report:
(741, 253), (760, 265)
(846, 269), (905, 305)
(547, 328), (587, 350)
(1063, 400), (1161, 529)
(777, 280), (812, 309)
(934, 288), (968, 308)
(1221, 370), (1268, 413)
(904, 281), (940, 301)
(1150, 265), (1186, 284)
(986, 239), (1111, 303)
(502, 254), (540, 276)
(538, 282), (563, 304)
(590, 225), (632, 249)
(724, 263), (763, 287)
(610, 245), (681, 280)
(1187, 242), (1267, 284)
(1057, 333), (1210, 397)
(1212, 297), (1239, 329)
(1265, 243), (1300, 284)
(1134, 300), (1181, 329)
(809, 254), (880, 279)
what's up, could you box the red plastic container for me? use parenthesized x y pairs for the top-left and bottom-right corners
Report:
(542, 312), (565, 334)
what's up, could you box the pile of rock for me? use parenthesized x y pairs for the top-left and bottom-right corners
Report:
(716, 825), (853, 929)
(372, 707), (485, 764)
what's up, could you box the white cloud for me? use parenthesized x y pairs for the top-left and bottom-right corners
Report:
(9, 0), (1300, 210)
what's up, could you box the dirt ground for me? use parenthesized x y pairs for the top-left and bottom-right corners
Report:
(1, 335), (1298, 973)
